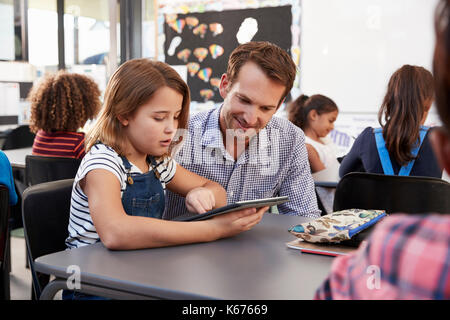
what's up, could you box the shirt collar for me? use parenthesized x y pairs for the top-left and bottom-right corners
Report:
(201, 105), (272, 151)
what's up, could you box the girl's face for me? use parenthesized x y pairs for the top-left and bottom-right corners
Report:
(120, 86), (183, 157)
(309, 109), (338, 138)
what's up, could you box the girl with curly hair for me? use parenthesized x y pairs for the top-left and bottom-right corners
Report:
(28, 71), (101, 159)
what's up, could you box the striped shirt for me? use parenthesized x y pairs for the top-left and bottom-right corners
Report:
(164, 106), (320, 219)
(32, 130), (86, 159)
(315, 214), (450, 300)
(65, 143), (177, 249)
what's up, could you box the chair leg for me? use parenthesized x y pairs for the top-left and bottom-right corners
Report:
(0, 264), (11, 300)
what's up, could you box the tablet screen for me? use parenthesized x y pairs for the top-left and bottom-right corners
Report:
(172, 196), (289, 221)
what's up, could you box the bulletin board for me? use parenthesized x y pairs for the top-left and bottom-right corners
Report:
(163, 5), (292, 103)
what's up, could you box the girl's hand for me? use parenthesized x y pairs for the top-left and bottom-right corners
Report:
(208, 206), (269, 239)
(185, 187), (216, 213)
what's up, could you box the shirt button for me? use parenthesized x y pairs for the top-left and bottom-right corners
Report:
(229, 191), (234, 197)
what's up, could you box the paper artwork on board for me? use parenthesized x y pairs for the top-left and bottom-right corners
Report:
(186, 16), (199, 29)
(193, 23), (208, 38)
(197, 68), (212, 82)
(209, 23), (224, 37)
(236, 17), (258, 44)
(200, 89), (214, 101)
(187, 62), (200, 77)
(177, 48), (191, 63)
(209, 44), (224, 59)
(193, 47), (208, 62)
(167, 36), (182, 56)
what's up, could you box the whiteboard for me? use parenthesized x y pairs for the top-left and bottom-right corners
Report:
(299, 0), (439, 113)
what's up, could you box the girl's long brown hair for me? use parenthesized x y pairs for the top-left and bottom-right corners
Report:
(85, 59), (190, 156)
(378, 65), (434, 165)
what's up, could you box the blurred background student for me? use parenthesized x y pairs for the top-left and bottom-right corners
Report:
(287, 94), (340, 181)
(28, 71), (102, 159)
(339, 64), (442, 178)
(0, 150), (18, 206)
(315, 0), (450, 300)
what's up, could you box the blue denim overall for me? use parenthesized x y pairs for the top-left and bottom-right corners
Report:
(120, 155), (165, 218)
(374, 126), (429, 176)
(62, 155), (165, 300)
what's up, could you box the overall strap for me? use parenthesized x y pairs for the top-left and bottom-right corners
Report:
(398, 126), (429, 176)
(374, 126), (429, 176)
(374, 128), (394, 175)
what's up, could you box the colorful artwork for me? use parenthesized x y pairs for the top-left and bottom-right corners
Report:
(197, 68), (212, 82)
(193, 47), (208, 62)
(209, 44), (224, 59)
(210, 78), (221, 89)
(165, 14), (178, 24)
(177, 49), (191, 63)
(186, 16), (199, 29)
(169, 19), (186, 34)
(187, 62), (200, 77)
(209, 23), (224, 37)
(193, 23), (208, 38)
(200, 89), (214, 101)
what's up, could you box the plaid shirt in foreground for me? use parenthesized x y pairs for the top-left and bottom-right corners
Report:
(163, 106), (320, 219)
(315, 214), (450, 300)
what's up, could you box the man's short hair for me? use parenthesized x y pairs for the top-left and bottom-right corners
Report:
(226, 41), (297, 105)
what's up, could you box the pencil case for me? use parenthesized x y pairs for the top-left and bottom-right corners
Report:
(288, 209), (387, 243)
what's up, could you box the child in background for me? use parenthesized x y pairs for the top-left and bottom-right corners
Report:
(28, 71), (101, 159)
(287, 94), (340, 180)
(0, 150), (18, 206)
(339, 65), (441, 178)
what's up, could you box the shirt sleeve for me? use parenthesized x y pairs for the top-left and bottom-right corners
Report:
(75, 145), (125, 188)
(339, 127), (371, 178)
(157, 156), (177, 185)
(0, 151), (18, 205)
(277, 132), (321, 218)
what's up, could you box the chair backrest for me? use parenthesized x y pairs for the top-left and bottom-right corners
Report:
(0, 185), (9, 268)
(1, 125), (35, 150)
(22, 179), (73, 297)
(333, 172), (450, 214)
(25, 155), (81, 187)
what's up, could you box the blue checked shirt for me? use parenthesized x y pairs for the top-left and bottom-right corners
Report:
(163, 106), (320, 219)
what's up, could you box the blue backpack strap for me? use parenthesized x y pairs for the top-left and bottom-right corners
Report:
(398, 126), (429, 176)
(374, 128), (395, 175)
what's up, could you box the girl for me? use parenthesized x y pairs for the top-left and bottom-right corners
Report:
(287, 94), (340, 179)
(28, 71), (101, 159)
(339, 65), (442, 178)
(65, 58), (266, 252)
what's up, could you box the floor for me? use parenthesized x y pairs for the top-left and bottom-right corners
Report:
(9, 234), (63, 300)
(9, 235), (32, 300)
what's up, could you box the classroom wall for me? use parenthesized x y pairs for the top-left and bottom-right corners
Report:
(299, 0), (440, 155)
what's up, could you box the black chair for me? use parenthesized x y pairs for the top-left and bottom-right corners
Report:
(25, 155), (81, 187)
(333, 172), (450, 247)
(333, 172), (450, 214)
(22, 179), (73, 300)
(0, 185), (10, 300)
(1, 125), (35, 150)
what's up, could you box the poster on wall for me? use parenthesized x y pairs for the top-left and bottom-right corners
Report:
(163, 6), (292, 103)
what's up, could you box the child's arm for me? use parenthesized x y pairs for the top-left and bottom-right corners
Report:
(166, 164), (227, 213)
(83, 168), (266, 250)
(306, 144), (326, 173)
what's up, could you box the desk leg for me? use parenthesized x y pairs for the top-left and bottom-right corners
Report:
(39, 279), (68, 300)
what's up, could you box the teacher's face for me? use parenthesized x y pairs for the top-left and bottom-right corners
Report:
(219, 61), (285, 140)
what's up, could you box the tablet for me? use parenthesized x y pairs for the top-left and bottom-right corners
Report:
(172, 196), (289, 221)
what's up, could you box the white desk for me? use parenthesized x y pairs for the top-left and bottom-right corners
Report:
(2, 147), (32, 168)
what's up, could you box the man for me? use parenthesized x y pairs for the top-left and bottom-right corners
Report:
(165, 41), (320, 219)
(315, 0), (450, 300)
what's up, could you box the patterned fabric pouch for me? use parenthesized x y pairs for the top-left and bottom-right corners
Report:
(289, 209), (387, 243)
